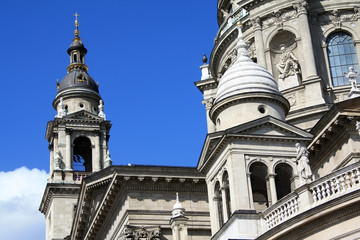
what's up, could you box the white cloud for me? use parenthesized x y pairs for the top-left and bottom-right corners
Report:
(0, 167), (48, 240)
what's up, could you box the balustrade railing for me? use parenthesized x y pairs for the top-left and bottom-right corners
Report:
(215, 8), (249, 41)
(310, 165), (360, 204)
(74, 172), (90, 183)
(262, 162), (360, 230)
(263, 193), (299, 229)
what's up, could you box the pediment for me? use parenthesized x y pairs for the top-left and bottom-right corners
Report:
(63, 110), (103, 121)
(226, 116), (313, 138)
(197, 116), (313, 172)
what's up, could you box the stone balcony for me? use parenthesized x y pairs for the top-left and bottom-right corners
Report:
(258, 161), (360, 239)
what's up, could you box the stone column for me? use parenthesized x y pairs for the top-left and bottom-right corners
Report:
(294, 1), (318, 79)
(65, 128), (72, 170)
(49, 144), (54, 175)
(92, 130), (101, 172)
(251, 17), (266, 68)
(202, 98), (215, 133)
(213, 197), (222, 231)
(230, 153), (251, 209)
(354, 40), (360, 67)
(268, 174), (278, 205)
(221, 187), (230, 222)
(247, 173), (254, 209)
(170, 217), (189, 240)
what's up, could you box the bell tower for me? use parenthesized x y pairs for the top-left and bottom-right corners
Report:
(40, 14), (112, 240)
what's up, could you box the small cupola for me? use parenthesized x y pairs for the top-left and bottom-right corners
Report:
(210, 22), (289, 131)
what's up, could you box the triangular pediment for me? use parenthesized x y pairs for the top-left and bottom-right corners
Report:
(63, 110), (103, 121)
(226, 116), (313, 138)
(197, 116), (313, 172)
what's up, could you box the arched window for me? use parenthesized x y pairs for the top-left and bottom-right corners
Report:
(327, 32), (359, 87)
(250, 162), (269, 212)
(275, 163), (293, 200)
(73, 137), (92, 172)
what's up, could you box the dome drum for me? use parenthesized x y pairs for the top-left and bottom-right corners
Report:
(210, 92), (290, 131)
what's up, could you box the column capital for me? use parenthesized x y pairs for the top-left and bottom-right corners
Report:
(250, 17), (262, 31)
(65, 128), (72, 135)
(293, 1), (308, 16)
(267, 173), (277, 179)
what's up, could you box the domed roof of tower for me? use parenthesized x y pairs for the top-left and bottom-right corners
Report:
(58, 70), (98, 93)
(57, 13), (98, 94)
(215, 23), (282, 104)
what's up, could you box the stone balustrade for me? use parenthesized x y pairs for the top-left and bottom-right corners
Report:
(262, 162), (360, 231)
(215, 8), (249, 41)
(263, 193), (299, 229)
(74, 172), (89, 183)
(310, 164), (360, 204)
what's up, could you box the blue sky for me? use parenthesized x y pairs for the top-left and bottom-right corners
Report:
(0, 0), (218, 172)
(0, 1), (218, 238)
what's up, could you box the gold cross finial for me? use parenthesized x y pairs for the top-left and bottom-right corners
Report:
(74, 12), (79, 22)
(73, 12), (80, 37)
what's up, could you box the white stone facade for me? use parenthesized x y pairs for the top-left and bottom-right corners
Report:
(40, 1), (360, 239)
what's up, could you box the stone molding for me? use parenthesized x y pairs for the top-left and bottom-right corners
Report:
(39, 184), (80, 215)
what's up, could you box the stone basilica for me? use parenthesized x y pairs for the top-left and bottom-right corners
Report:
(40, 1), (360, 239)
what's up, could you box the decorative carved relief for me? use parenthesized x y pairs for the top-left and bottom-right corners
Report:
(119, 226), (161, 240)
(293, 1), (307, 15)
(287, 95), (296, 107)
(247, 39), (256, 60)
(313, 7), (360, 26)
(262, 9), (297, 29)
(202, 97), (214, 110)
(250, 17), (261, 30)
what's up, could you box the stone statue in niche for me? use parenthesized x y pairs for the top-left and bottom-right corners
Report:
(295, 143), (312, 185)
(276, 44), (301, 80)
(344, 66), (359, 90)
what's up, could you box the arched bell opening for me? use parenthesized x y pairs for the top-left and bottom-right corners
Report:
(73, 137), (92, 172)
(250, 162), (269, 212)
(222, 171), (231, 218)
(275, 163), (293, 200)
(214, 181), (224, 227)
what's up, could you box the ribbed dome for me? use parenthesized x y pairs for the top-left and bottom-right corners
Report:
(58, 69), (98, 93)
(215, 27), (281, 104)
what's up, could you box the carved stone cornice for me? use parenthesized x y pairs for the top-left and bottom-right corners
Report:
(72, 166), (207, 240)
(39, 184), (80, 215)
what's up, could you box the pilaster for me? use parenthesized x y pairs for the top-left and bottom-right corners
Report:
(294, 1), (318, 80)
(251, 17), (266, 68)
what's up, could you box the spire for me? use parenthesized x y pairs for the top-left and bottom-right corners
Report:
(74, 12), (80, 39)
(66, 12), (88, 73)
(235, 21), (249, 58)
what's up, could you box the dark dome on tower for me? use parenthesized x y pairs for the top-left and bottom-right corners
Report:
(58, 69), (98, 93)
